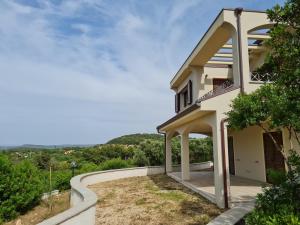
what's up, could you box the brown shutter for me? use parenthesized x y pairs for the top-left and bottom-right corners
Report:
(188, 80), (193, 104)
(175, 93), (180, 113)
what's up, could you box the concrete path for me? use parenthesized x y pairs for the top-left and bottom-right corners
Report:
(207, 202), (255, 225)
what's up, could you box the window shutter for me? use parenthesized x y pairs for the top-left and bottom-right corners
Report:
(175, 94), (180, 113)
(188, 80), (193, 104)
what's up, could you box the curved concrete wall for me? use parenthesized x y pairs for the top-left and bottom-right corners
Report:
(38, 162), (212, 225)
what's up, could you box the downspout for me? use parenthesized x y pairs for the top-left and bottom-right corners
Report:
(220, 118), (229, 208)
(234, 7), (245, 94)
(158, 130), (167, 174)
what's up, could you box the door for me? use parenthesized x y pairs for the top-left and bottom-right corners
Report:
(263, 132), (285, 182)
(213, 78), (230, 90)
(228, 136), (235, 175)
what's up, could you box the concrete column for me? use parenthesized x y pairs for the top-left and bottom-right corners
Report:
(212, 115), (225, 208)
(232, 15), (250, 93)
(165, 134), (172, 173)
(231, 31), (240, 87)
(181, 132), (190, 180)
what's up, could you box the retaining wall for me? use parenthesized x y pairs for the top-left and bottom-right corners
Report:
(38, 161), (212, 225)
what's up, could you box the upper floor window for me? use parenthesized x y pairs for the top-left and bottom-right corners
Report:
(183, 90), (188, 107)
(175, 80), (193, 113)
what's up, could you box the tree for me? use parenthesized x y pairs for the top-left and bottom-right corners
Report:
(0, 154), (43, 221)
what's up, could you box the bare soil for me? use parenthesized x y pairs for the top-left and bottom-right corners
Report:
(89, 174), (223, 225)
(4, 191), (70, 225)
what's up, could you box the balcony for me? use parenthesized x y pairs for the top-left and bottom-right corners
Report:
(250, 71), (274, 83)
(196, 80), (236, 103)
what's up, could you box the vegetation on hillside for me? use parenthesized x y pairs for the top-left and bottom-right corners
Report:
(106, 133), (163, 145)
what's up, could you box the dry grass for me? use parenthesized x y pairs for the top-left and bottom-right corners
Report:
(4, 191), (70, 225)
(89, 174), (223, 225)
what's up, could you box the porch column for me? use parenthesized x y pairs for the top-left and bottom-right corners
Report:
(165, 134), (172, 173)
(181, 132), (190, 180)
(212, 116), (225, 208)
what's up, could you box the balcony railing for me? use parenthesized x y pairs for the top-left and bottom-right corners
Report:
(196, 80), (235, 103)
(250, 71), (275, 82)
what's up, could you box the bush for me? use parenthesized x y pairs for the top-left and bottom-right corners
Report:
(139, 140), (164, 166)
(99, 158), (130, 170)
(79, 162), (99, 173)
(133, 149), (149, 167)
(267, 168), (287, 185)
(246, 151), (300, 225)
(53, 171), (72, 191)
(0, 155), (44, 221)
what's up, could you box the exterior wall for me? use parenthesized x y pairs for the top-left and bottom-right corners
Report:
(231, 126), (266, 182)
(198, 66), (233, 98)
(282, 129), (300, 156)
(176, 66), (232, 113)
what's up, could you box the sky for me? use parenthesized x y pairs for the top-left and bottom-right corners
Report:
(0, 0), (284, 145)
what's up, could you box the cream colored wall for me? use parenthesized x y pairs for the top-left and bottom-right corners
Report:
(176, 66), (232, 113)
(282, 128), (300, 156)
(231, 126), (266, 182)
(199, 66), (233, 97)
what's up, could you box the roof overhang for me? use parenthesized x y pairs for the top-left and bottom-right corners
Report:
(170, 8), (268, 89)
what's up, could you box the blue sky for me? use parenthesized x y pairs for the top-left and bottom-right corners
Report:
(0, 0), (284, 145)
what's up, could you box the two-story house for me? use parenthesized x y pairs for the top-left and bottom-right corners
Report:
(157, 8), (300, 209)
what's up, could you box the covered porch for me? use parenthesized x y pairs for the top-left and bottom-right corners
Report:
(168, 171), (264, 206)
(158, 110), (266, 208)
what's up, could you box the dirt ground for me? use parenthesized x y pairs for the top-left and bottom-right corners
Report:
(4, 191), (70, 225)
(89, 175), (223, 225)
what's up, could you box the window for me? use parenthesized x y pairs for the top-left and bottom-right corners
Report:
(183, 90), (188, 107)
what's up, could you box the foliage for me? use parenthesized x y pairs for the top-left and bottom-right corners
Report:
(267, 169), (287, 185)
(133, 149), (149, 167)
(0, 154), (44, 222)
(106, 133), (164, 145)
(246, 151), (300, 225)
(81, 144), (136, 165)
(189, 137), (213, 163)
(227, 85), (277, 130)
(78, 162), (99, 173)
(139, 140), (164, 166)
(34, 151), (52, 169)
(99, 158), (131, 170)
(53, 171), (72, 191)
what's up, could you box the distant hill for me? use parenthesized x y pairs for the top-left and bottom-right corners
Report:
(106, 133), (163, 145)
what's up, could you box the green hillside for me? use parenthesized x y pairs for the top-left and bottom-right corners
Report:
(106, 133), (164, 145)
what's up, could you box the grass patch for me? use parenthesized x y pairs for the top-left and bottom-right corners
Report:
(155, 190), (186, 202)
(135, 198), (147, 205)
(90, 174), (223, 225)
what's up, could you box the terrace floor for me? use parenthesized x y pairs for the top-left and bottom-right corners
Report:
(168, 171), (265, 205)
(89, 174), (224, 225)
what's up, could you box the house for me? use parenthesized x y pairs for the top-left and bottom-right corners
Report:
(157, 8), (300, 209)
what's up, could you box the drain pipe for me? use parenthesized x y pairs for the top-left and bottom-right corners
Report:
(220, 118), (229, 208)
(234, 7), (245, 94)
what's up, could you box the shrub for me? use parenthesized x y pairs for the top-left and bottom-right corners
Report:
(139, 140), (164, 166)
(0, 155), (44, 221)
(133, 149), (149, 167)
(79, 162), (99, 173)
(53, 171), (72, 191)
(99, 158), (130, 170)
(267, 169), (287, 185)
(246, 151), (300, 225)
